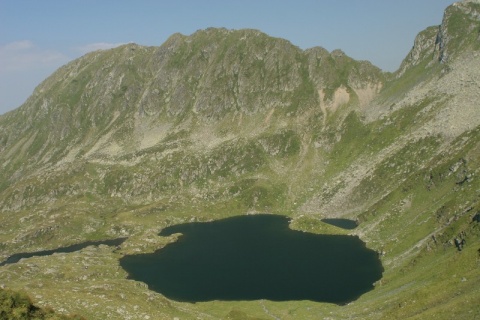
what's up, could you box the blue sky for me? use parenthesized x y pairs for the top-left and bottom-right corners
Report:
(0, 0), (455, 115)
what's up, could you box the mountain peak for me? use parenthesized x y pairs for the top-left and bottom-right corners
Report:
(397, 0), (480, 76)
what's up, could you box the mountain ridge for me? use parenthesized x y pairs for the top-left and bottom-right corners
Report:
(0, 26), (385, 178)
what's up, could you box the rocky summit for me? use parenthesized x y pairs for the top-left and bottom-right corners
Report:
(1, 1), (480, 319)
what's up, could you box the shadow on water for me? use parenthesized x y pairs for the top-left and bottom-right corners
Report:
(0, 238), (127, 267)
(120, 214), (383, 305)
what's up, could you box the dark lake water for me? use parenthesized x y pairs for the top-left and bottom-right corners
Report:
(321, 218), (358, 230)
(0, 238), (127, 267)
(120, 214), (383, 304)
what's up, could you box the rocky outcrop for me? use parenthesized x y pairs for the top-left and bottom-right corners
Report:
(396, 26), (439, 77)
(397, 0), (480, 77)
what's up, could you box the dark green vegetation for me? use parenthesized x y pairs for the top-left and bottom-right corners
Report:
(120, 215), (383, 304)
(0, 1), (479, 319)
(0, 288), (84, 320)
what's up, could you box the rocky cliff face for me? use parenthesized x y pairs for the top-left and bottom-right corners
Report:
(0, 2), (479, 320)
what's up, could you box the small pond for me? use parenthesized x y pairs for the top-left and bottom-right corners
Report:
(321, 218), (358, 230)
(120, 214), (383, 304)
(0, 238), (127, 267)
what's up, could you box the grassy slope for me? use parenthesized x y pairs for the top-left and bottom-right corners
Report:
(1, 92), (478, 319)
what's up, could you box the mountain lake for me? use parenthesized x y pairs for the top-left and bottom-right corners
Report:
(120, 214), (383, 304)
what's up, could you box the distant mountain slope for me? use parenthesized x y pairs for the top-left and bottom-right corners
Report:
(0, 29), (382, 171)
